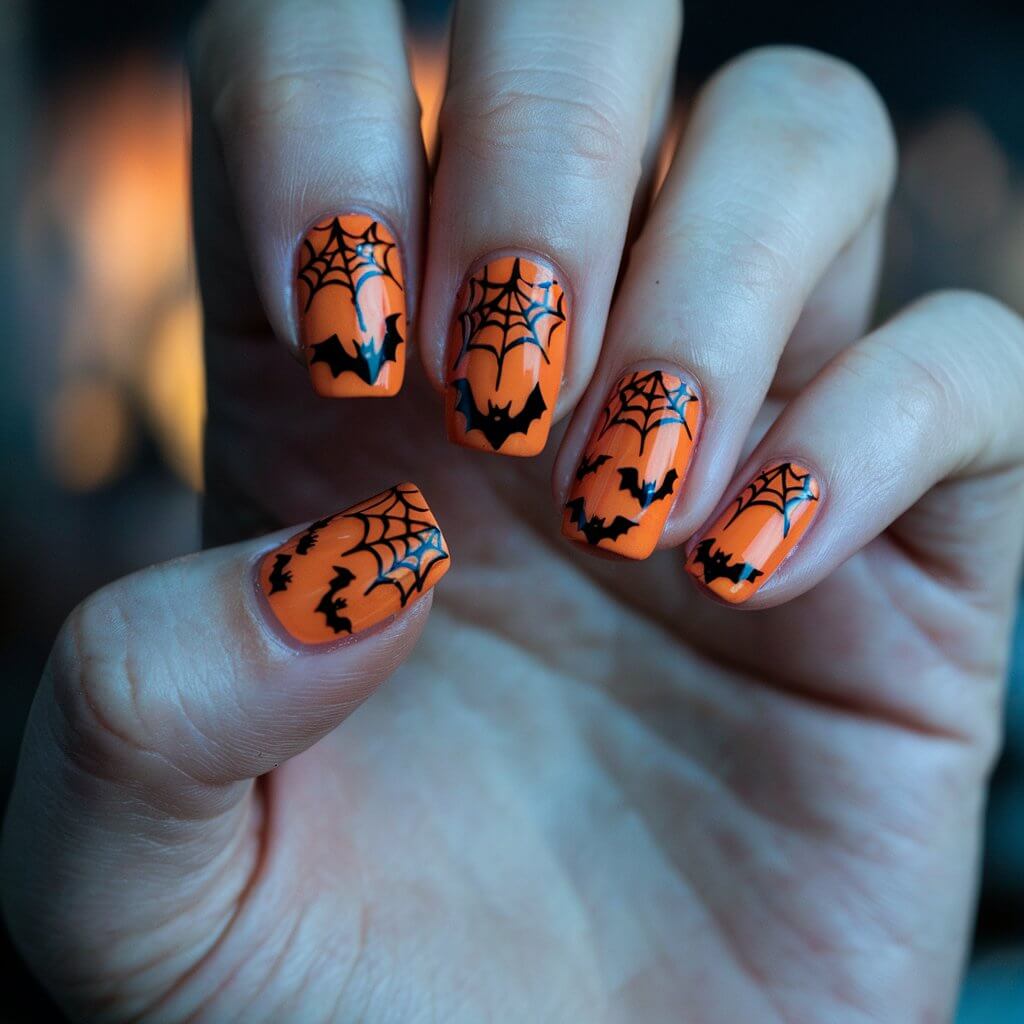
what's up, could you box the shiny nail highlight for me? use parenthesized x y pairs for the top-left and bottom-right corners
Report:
(686, 461), (820, 603)
(297, 213), (406, 398)
(258, 483), (450, 645)
(445, 255), (568, 456)
(563, 369), (701, 559)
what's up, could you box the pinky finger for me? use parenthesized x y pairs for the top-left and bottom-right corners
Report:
(685, 291), (1024, 606)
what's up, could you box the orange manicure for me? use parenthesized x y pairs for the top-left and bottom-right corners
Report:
(445, 255), (568, 457)
(686, 462), (820, 603)
(258, 483), (450, 645)
(563, 370), (701, 559)
(296, 213), (407, 398)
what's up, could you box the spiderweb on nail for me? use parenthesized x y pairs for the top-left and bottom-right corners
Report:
(598, 370), (697, 454)
(454, 258), (566, 387)
(725, 463), (817, 537)
(343, 485), (449, 606)
(297, 217), (400, 332)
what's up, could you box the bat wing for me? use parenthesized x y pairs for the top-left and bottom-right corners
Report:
(654, 469), (679, 502)
(565, 497), (588, 531)
(380, 312), (405, 364)
(310, 334), (373, 384)
(617, 467), (643, 500)
(507, 382), (548, 435)
(314, 565), (356, 634)
(691, 539), (716, 579)
(452, 377), (484, 433)
(267, 553), (293, 594)
(604, 515), (638, 541)
(576, 452), (611, 480)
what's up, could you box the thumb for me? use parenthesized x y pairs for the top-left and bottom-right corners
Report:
(1, 483), (449, 1001)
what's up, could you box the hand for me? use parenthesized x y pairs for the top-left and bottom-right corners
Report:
(5, 2), (1024, 1021)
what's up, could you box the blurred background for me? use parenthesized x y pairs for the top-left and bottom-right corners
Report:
(1, 0), (1022, 1017)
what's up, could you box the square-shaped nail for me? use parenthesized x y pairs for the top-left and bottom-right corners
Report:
(686, 461), (820, 603)
(258, 483), (450, 645)
(563, 369), (701, 559)
(445, 255), (568, 457)
(296, 213), (407, 398)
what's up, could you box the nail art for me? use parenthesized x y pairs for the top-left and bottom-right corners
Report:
(445, 255), (568, 456)
(562, 370), (701, 559)
(297, 214), (406, 398)
(686, 461), (820, 603)
(258, 483), (450, 645)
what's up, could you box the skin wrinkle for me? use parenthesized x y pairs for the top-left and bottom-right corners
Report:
(160, 778), (287, 1024)
(440, 581), (942, 1011)
(10, 0), (1024, 1012)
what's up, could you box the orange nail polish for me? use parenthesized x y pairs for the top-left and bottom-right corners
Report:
(686, 462), (820, 603)
(562, 370), (701, 559)
(297, 213), (407, 398)
(445, 255), (568, 456)
(258, 483), (450, 645)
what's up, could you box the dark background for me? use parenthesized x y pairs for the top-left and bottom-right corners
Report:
(1, 0), (1022, 1017)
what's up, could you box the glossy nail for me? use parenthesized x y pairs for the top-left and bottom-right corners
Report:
(296, 213), (407, 398)
(445, 255), (568, 457)
(563, 369), (701, 559)
(258, 483), (450, 645)
(686, 461), (820, 603)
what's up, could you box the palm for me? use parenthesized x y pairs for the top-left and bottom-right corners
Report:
(195, 328), (988, 1021)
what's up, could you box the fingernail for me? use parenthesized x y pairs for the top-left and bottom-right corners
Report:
(296, 213), (407, 398)
(686, 461), (820, 603)
(563, 369), (701, 559)
(445, 255), (568, 456)
(258, 483), (450, 645)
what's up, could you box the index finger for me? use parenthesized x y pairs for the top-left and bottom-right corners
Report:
(190, 0), (424, 397)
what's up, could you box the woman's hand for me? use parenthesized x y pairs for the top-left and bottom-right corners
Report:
(5, 1), (1024, 1020)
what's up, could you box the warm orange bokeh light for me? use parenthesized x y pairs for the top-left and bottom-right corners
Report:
(32, 37), (448, 494)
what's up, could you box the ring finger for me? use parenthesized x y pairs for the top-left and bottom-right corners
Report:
(554, 46), (897, 557)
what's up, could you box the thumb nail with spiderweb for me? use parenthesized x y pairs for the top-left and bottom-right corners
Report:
(257, 482), (452, 645)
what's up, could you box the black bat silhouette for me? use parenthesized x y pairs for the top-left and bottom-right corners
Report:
(451, 378), (547, 450)
(309, 312), (404, 385)
(314, 565), (356, 634)
(691, 539), (763, 585)
(564, 497), (638, 545)
(617, 467), (679, 509)
(575, 452), (611, 481)
(267, 553), (293, 594)
(295, 516), (332, 556)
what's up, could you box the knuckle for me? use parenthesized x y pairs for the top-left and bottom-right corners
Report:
(646, 211), (796, 308)
(192, 0), (414, 135)
(51, 580), (170, 772)
(841, 337), (953, 441)
(442, 72), (641, 182)
(918, 288), (1024, 343)
(211, 63), (411, 137)
(716, 46), (897, 196)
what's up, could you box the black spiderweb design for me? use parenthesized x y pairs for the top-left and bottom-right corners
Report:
(725, 463), (818, 537)
(454, 258), (566, 387)
(342, 486), (449, 606)
(297, 218), (401, 332)
(599, 371), (697, 454)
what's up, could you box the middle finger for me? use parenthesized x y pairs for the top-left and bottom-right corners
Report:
(420, 0), (682, 457)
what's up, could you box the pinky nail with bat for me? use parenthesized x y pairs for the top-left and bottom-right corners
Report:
(563, 369), (702, 559)
(296, 213), (407, 398)
(257, 483), (451, 645)
(445, 255), (569, 457)
(686, 461), (820, 603)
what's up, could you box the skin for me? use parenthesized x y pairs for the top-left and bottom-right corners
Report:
(3, 2), (1024, 1021)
